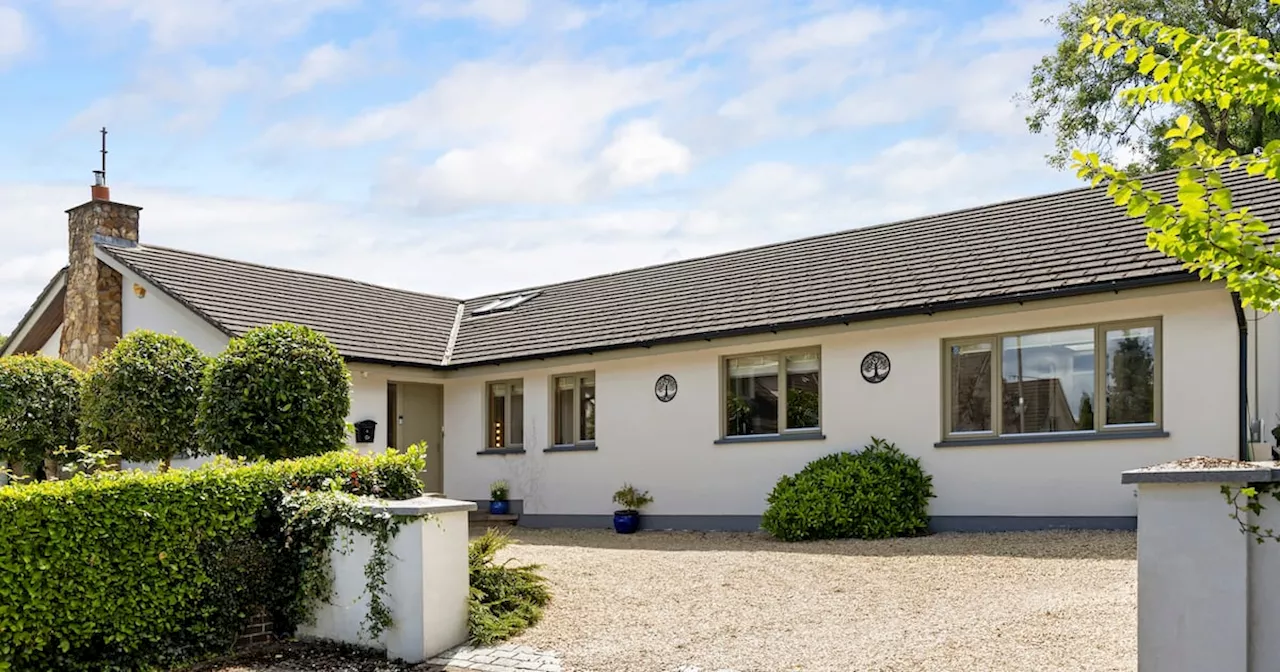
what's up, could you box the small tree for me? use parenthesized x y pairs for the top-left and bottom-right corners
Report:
(198, 323), (351, 460)
(0, 355), (81, 477)
(79, 330), (208, 470)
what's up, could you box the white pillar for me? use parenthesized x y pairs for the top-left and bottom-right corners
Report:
(300, 497), (477, 662)
(1124, 462), (1274, 672)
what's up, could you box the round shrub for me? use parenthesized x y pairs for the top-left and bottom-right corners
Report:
(0, 355), (81, 474)
(198, 323), (351, 460)
(80, 330), (208, 468)
(761, 438), (934, 542)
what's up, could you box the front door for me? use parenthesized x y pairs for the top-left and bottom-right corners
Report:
(393, 382), (445, 494)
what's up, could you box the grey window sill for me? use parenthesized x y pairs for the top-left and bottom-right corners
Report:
(715, 432), (826, 445)
(544, 444), (599, 453)
(476, 448), (527, 456)
(935, 429), (1169, 448)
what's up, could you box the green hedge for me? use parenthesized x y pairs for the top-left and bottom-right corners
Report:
(0, 449), (423, 672)
(198, 324), (351, 460)
(79, 331), (208, 467)
(761, 438), (934, 541)
(0, 355), (81, 475)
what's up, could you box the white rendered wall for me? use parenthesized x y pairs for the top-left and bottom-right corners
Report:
(442, 285), (1240, 520)
(38, 326), (61, 358)
(299, 498), (474, 663)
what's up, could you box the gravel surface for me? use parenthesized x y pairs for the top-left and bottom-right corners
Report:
(496, 529), (1137, 672)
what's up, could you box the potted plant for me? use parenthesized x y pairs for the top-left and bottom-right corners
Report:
(489, 480), (510, 515)
(612, 483), (653, 534)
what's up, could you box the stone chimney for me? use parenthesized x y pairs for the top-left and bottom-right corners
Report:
(59, 175), (141, 369)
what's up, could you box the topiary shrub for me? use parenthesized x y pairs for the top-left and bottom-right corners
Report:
(79, 330), (208, 469)
(198, 323), (351, 460)
(0, 355), (82, 476)
(761, 437), (934, 542)
(0, 447), (424, 671)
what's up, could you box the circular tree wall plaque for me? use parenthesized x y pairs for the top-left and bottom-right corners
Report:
(655, 374), (678, 402)
(861, 351), (890, 383)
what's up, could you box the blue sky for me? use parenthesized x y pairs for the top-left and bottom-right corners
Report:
(0, 0), (1076, 331)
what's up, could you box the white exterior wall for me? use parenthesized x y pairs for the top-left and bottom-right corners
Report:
(38, 326), (61, 358)
(1248, 307), (1280, 449)
(442, 285), (1240, 521)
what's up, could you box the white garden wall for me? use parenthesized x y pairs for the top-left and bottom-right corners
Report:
(299, 497), (475, 663)
(442, 284), (1241, 526)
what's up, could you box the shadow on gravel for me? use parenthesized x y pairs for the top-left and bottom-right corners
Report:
(492, 528), (1136, 560)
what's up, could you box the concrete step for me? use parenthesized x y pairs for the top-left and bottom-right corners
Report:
(469, 512), (519, 526)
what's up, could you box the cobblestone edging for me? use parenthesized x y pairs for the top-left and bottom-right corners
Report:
(424, 644), (562, 672)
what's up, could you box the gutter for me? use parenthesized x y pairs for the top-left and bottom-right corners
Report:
(1233, 293), (1251, 461)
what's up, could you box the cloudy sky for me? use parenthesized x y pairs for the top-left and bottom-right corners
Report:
(0, 0), (1076, 332)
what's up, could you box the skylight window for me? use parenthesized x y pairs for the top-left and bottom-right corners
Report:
(473, 292), (538, 315)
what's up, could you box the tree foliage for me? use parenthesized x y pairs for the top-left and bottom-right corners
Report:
(1024, 0), (1280, 171)
(1072, 5), (1280, 310)
(0, 355), (81, 474)
(79, 330), (208, 468)
(198, 323), (351, 460)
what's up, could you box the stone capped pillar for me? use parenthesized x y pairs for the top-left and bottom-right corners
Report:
(59, 189), (141, 369)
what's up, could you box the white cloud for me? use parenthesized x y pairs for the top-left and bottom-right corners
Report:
(72, 59), (264, 131)
(751, 8), (909, 62)
(50, 0), (356, 50)
(601, 120), (692, 187)
(966, 0), (1065, 44)
(417, 0), (530, 26)
(281, 34), (393, 96)
(0, 6), (30, 68)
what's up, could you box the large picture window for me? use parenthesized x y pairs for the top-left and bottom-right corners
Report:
(486, 380), (524, 449)
(554, 373), (596, 446)
(943, 320), (1160, 440)
(724, 348), (820, 437)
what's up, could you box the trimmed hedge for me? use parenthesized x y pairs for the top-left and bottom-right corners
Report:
(79, 330), (208, 467)
(0, 449), (423, 672)
(761, 438), (934, 541)
(198, 324), (351, 460)
(0, 355), (82, 474)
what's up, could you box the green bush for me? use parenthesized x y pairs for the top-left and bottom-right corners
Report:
(79, 331), (208, 468)
(0, 447), (424, 672)
(198, 323), (351, 460)
(761, 438), (934, 542)
(467, 530), (550, 645)
(0, 355), (81, 475)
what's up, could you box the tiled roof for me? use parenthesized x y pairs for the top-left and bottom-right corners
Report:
(85, 170), (1280, 368)
(445, 170), (1275, 365)
(102, 245), (462, 367)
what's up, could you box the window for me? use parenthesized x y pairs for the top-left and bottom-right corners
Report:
(942, 320), (1160, 440)
(486, 380), (524, 449)
(554, 373), (596, 446)
(474, 292), (539, 315)
(724, 348), (820, 437)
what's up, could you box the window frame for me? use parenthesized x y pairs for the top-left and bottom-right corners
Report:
(940, 318), (1162, 442)
(551, 372), (596, 447)
(485, 379), (525, 450)
(720, 346), (822, 439)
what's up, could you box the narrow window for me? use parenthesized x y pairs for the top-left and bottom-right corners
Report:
(1000, 328), (1094, 434)
(487, 380), (524, 449)
(1105, 326), (1157, 426)
(553, 373), (596, 445)
(949, 342), (993, 434)
(724, 349), (820, 438)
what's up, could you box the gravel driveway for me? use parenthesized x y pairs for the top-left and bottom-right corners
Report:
(493, 529), (1137, 672)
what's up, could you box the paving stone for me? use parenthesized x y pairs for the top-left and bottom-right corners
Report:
(513, 662), (542, 671)
(472, 655), (495, 664)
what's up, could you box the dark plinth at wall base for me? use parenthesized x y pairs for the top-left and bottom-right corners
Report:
(928, 516), (1136, 532)
(471, 499), (525, 516)
(518, 514), (764, 531)
(515, 514), (1136, 533)
(476, 447), (526, 456)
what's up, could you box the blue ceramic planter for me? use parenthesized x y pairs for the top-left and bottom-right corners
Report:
(613, 510), (640, 534)
(489, 500), (510, 515)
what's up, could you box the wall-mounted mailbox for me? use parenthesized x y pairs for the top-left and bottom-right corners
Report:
(354, 419), (377, 444)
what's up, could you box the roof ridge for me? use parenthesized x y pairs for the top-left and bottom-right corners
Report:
(131, 243), (465, 305)
(460, 168), (1185, 301)
(441, 304), (465, 366)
